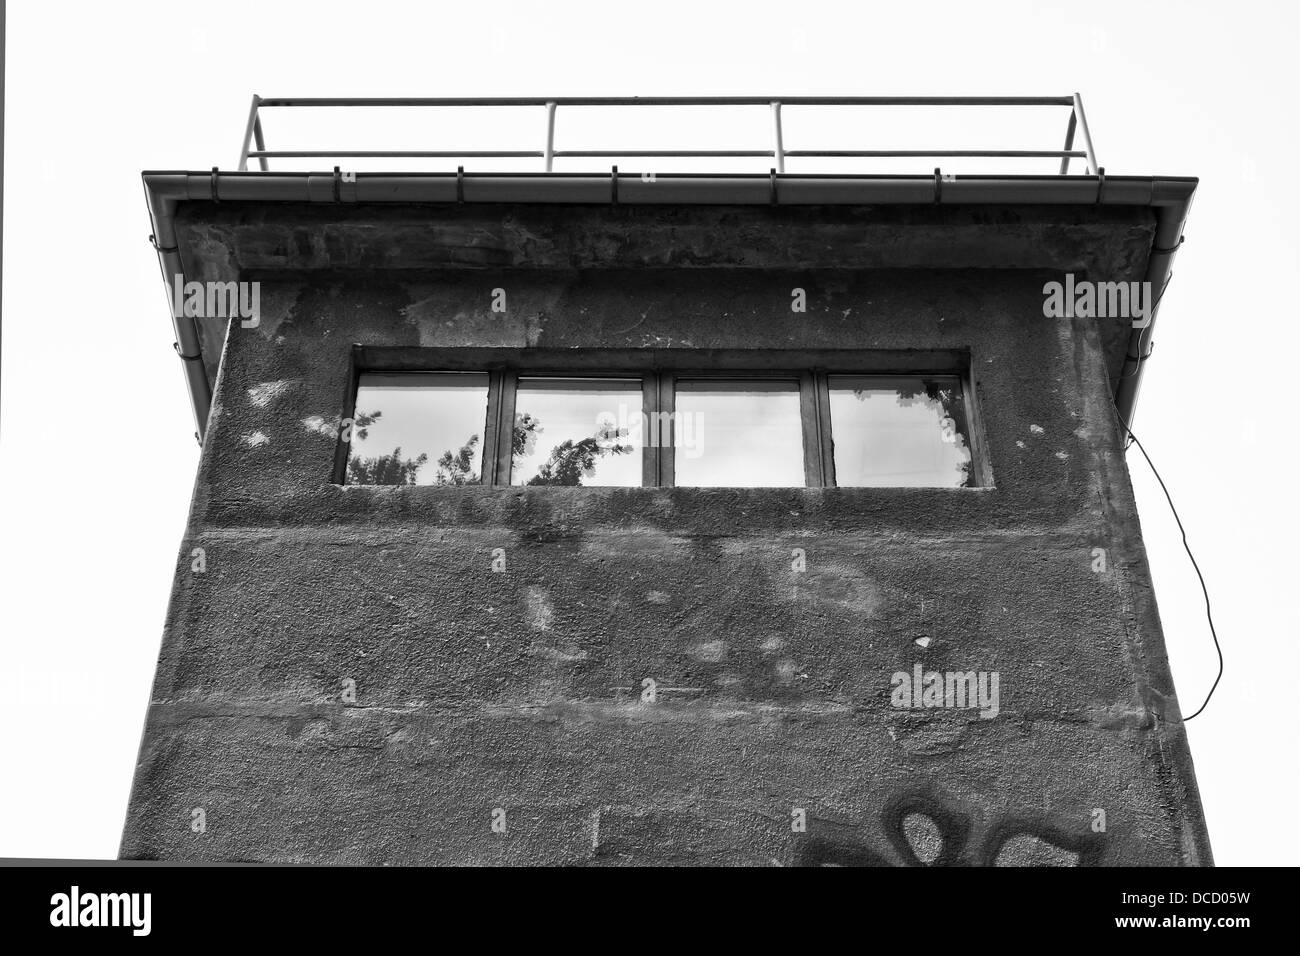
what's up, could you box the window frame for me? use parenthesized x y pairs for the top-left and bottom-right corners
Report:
(822, 372), (982, 489)
(504, 373), (649, 488)
(337, 346), (987, 489)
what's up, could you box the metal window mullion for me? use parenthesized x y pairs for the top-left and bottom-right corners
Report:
(959, 371), (989, 489)
(816, 372), (836, 487)
(798, 372), (823, 487)
(641, 373), (659, 488)
(659, 373), (676, 488)
(493, 371), (518, 486)
(334, 349), (363, 484)
(480, 370), (503, 486)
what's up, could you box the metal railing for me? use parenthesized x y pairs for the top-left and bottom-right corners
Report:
(237, 95), (1099, 175)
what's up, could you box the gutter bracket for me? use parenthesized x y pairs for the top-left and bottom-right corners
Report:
(149, 234), (178, 254)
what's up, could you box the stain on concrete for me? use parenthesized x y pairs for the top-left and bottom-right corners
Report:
(247, 380), (294, 407)
(523, 587), (554, 631)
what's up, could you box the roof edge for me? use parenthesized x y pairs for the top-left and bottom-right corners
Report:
(145, 170), (1196, 207)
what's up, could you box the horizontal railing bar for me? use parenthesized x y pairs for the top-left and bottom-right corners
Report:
(555, 150), (773, 157)
(785, 149), (1087, 158)
(256, 96), (1076, 108)
(250, 150), (545, 158)
(252, 148), (1087, 160)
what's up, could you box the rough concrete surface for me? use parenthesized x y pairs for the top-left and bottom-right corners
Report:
(121, 202), (1211, 865)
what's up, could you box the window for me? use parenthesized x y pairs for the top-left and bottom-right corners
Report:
(338, 351), (982, 488)
(674, 380), (804, 488)
(511, 378), (643, 486)
(345, 372), (489, 486)
(827, 376), (974, 488)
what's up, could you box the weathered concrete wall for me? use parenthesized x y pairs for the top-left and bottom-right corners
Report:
(121, 203), (1211, 865)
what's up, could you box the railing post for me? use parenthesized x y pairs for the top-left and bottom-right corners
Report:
(252, 113), (269, 171)
(1072, 92), (1099, 175)
(1058, 108), (1077, 175)
(544, 101), (557, 172)
(238, 94), (262, 171)
(770, 101), (786, 173)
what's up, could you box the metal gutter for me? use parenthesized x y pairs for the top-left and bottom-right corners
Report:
(144, 178), (210, 442)
(1114, 183), (1193, 432)
(144, 170), (1195, 439)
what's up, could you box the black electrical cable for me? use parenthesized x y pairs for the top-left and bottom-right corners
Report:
(1111, 398), (1223, 722)
(1119, 271), (1173, 385)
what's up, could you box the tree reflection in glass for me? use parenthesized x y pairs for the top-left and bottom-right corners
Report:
(510, 378), (640, 486)
(828, 376), (973, 487)
(345, 372), (489, 486)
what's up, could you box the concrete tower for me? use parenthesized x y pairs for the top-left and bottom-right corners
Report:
(122, 96), (1210, 865)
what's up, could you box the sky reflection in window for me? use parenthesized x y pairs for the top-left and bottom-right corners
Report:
(674, 380), (804, 487)
(346, 372), (489, 486)
(828, 376), (973, 487)
(510, 378), (642, 486)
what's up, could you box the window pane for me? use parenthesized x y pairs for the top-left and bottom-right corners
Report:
(346, 372), (488, 486)
(511, 378), (642, 486)
(674, 380), (804, 487)
(828, 376), (974, 487)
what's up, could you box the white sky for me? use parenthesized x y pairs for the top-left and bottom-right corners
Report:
(2, 0), (1296, 864)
